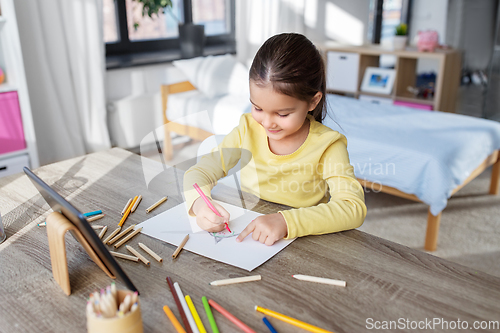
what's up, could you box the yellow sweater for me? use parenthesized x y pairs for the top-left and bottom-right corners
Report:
(183, 113), (367, 239)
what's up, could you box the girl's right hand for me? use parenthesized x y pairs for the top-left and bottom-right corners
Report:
(192, 197), (230, 232)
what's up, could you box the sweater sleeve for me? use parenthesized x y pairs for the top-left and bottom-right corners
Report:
(183, 115), (247, 215)
(279, 139), (367, 239)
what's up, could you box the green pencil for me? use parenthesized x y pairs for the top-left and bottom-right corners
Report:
(202, 296), (219, 333)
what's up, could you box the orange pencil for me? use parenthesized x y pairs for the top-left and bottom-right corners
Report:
(119, 196), (138, 227)
(163, 305), (187, 333)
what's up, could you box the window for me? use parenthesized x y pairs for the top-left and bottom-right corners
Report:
(104, 0), (235, 66)
(369, 0), (412, 44)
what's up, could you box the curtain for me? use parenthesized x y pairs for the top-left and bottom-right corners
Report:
(236, 0), (308, 68)
(14, 0), (110, 165)
(236, 0), (370, 68)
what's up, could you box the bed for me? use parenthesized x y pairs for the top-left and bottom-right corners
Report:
(163, 81), (500, 251)
(324, 94), (500, 251)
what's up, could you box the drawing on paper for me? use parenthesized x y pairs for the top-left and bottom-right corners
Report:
(210, 229), (239, 244)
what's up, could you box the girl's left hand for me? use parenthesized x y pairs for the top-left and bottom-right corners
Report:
(236, 213), (288, 246)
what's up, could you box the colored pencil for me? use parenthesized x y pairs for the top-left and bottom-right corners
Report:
(138, 242), (163, 262)
(119, 196), (138, 227)
(208, 299), (256, 333)
(109, 251), (139, 262)
(87, 214), (105, 222)
(103, 226), (121, 244)
(172, 234), (190, 259)
(166, 277), (193, 333)
(202, 296), (219, 333)
(114, 227), (142, 249)
(145, 196), (168, 213)
(37, 222), (46, 227)
(121, 198), (133, 215)
(98, 225), (108, 239)
(91, 225), (105, 229)
(185, 295), (207, 333)
(164, 305), (187, 333)
(292, 274), (346, 287)
(84, 210), (102, 217)
(262, 317), (278, 333)
(174, 282), (199, 333)
(107, 224), (136, 245)
(131, 195), (142, 213)
(126, 245), (150, 266)
(193, 183), (231, 232)
(255, 306), (332, 333)
(209, 275), (261, 286)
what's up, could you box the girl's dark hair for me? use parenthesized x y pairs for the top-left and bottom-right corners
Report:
(249, 33), (326, 123)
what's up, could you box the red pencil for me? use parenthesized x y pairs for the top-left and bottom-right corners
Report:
(166, 277), (193, 333)
(193, 183), (231, 232)
(208, 299), (256, 333)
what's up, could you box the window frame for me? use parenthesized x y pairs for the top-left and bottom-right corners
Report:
(371, 0), (412, 44)
(105, 0), (236, 60)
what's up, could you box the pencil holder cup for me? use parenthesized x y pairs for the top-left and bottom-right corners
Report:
(87, 290), (143, 333)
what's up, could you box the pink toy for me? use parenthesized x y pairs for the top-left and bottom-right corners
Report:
(417, 30), (439, 52)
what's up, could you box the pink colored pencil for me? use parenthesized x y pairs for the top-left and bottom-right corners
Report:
(208, 299), (256, 333)
(193, 183), (231, 232)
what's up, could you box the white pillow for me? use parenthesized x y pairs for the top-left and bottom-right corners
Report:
(173, 54), (249, 98)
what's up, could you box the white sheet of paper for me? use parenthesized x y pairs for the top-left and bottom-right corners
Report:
(137, 201), (295, 271)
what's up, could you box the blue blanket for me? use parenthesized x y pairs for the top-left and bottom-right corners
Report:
(323, 95), (500, 215)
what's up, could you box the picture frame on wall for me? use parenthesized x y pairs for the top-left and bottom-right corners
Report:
(360, 67), (396, 95)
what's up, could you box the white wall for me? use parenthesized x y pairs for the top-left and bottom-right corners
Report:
(409, 0), (448, 74)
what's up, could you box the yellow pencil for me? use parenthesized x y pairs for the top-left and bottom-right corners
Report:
(119, 196), (138, 227)
(255, 305), (333, 333)
(185, 295), (207, 333)
(163, 305), (186, 333)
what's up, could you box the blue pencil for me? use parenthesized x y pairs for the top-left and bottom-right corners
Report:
(84, 210), (102, 217)
(263, 317), (278, 333)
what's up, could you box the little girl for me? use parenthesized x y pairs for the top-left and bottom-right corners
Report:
(183, 33), (366, 246)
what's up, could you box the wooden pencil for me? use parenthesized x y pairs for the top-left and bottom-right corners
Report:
(209, 275), (261, 286)
(292, 274), (346, 287)
(185, 295), (207, 333)
(119, 196), (138, 227)
(98, 226), (108, 239)
(174, 283), (198, 333)
(131, 195), (142, 213)
(126, 245), (150, 266)
(166, 277), (193, 333)
(256, 305), (332, 333)
(87, 214), (105, 222)
(121, 198), (133, 215)
(110, 251), (139, 262)
(114, 227), (142, 249)
(103, 226), (121, 244)
(145, 196), (168, 213)
(108, 224), (136, 245)
(209, 299), (256, 333)
(172, 234), (190, 259)
(138, 242), (163, 262)
(91, 225), (105, 229)
(163, 305), (187, 333)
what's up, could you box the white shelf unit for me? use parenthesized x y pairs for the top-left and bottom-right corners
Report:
(0, 0), (39, 178)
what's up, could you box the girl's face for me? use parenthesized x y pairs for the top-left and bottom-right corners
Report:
(249, 81), (321, 142)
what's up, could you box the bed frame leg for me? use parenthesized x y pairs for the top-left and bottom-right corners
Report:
(163, 127), (173, 161)
(489, 155), (500, 195)
(424, 210), (441, 251)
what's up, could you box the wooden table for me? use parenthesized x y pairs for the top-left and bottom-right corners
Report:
(1, 148), (499, 332)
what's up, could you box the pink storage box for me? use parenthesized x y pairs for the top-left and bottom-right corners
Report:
(0, 91), (26, 154)
(393, 100), (433, 111)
